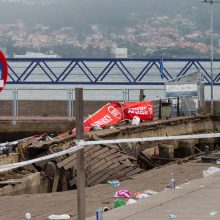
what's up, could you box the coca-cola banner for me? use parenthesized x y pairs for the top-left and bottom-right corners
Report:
(123, 101), (154, 121)
(73, 101), (154, 133)
(82, 102), (124, 132)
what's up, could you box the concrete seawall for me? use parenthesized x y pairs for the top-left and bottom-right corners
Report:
(1, 100), (220, 142)
(0, 100), (109, 117)
(0, 100), (109, 142)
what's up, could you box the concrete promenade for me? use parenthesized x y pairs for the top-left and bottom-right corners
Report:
(87, 172), (220, 220)
(0, 159), (215, 220)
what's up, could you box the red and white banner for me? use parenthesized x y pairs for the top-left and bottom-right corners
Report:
(72, 101), (154, 133)
(83, 102), (123, 132)
(123, 101), (154, 121)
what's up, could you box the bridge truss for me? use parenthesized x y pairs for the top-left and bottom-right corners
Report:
(6, 58), (220, 85)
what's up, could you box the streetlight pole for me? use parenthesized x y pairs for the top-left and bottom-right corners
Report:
(210, 0), (214, 115)
(202, 0), (214, 114)
(203, 0), (220, 114)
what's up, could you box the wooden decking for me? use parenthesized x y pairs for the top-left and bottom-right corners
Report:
(0, 158), (215, 220)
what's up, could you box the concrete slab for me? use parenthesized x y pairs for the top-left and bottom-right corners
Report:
(87, 173), (220, 220)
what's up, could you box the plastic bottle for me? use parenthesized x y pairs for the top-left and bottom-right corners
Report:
(96, 205), (103, 220)
(170, 173), (176, 189)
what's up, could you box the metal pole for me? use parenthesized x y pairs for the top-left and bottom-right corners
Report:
(75, 88), (86, 220)
(210, 0), (214, 114)
(203, 0), (218, 114)
(12, 88), (18, 126)
(67, 89), (73, 120)
(139, 89), (144, 102)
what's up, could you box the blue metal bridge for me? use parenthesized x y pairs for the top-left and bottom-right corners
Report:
(6, 58), (220, 85)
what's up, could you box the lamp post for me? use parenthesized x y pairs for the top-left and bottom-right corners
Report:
(210, 0), (214, 115)
(203, 0), (215, 114)
(203, 0), (220, 114)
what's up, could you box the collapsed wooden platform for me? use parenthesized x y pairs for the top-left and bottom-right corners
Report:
(20, 133), (142, 192)
(0, 114), (214, 194)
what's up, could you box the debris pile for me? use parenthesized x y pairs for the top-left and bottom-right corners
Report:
(0, 132), (142, 193)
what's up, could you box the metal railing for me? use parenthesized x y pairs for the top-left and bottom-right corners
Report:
(5, 58), (220, 85)
(0, 87), (164, 125)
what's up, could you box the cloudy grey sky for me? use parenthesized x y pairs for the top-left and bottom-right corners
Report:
(0, 0), (218, 32)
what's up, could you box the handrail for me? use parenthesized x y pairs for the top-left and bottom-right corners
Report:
(5, 58), (220, 85)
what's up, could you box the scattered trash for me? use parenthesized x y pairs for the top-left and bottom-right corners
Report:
(136, 193), (150, 200)
(143, 189), (158, 195)
(205, 146), (210, 156)
(96, 205), (103, 220)
(216, 159), (220, 165)
(114, 199), (126, 208)
(175, 186), (183, 190)
(114, 190), (131, 198)
(134, 192), (141, 198)
(170, 173), (176, 189)
(35, 133), (54, 142)
(134, 191), (150, 199)
(126, 199), (137, 205)
(0, 141), (19, 155)
(131, 116), (140, 126)
(168, 214), (177, 219)
(93, 126), (102, 131)
(108, 180), (120, 187)
(103, 206), (110, 212)
(48, 214), (70, 220)
(201, 154), (220, 163)
(209, 211), (217, 216)
(25, 213), (31, 220)
(203, 166), (220, 177)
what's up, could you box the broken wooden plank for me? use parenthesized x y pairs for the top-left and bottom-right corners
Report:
(61, 176), (68, 191)
(0, 179), (22, 185)
(87, 161), (114, 185)
(139, 152), (157, 168)
(57, 145), (94, 168)
(63, 145), (102, 170)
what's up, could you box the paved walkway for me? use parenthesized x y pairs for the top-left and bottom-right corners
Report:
(87, 172), (220, 220)
(0, 159), (215, 220)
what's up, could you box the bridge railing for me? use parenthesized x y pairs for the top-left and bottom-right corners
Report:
(5, 58), (220, 85)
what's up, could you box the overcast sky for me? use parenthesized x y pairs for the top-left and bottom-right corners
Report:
(0, 0), (218, 32)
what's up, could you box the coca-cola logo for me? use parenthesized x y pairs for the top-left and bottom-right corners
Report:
(108, 106), (121, 119)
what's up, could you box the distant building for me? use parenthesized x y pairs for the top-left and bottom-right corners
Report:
(112, 48), (128, 58)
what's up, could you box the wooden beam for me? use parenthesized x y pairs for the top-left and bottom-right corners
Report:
(75, 88), (86, 220)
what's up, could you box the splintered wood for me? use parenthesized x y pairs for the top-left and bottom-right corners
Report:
(22, 133), (142, 191)
(56, 134), (142, 187)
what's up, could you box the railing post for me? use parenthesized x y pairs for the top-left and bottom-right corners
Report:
(177, 97), (180, 116)
(139, 89), (145, 101)
(67, 89), (73, 120)
(123, 88), (128, 102)
(127, 89), (130, 101)
(12, 88), (18, 125)
(158, 99), (162, 119)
